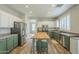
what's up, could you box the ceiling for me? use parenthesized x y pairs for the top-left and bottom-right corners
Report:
(3, 4), (74, 19)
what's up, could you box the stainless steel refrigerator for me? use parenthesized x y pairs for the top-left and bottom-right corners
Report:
(11, 22), (26, 46)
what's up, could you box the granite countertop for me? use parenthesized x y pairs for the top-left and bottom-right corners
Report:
(0, 34), (10, 37)
(0, 34), (18, 39)
(60, 33), (79, 37)
(48, 30), (79, 37)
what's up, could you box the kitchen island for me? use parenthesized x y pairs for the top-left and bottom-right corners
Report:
(32, 32), (50, 54)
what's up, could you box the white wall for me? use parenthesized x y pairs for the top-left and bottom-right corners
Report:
(57, 5), (79, 33)
(70, 5), (79, 33)
(37, 20), (56, 28)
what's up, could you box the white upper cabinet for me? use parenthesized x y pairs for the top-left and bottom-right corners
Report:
(0, 13), (9, 27)
(0, 10), (23, 28)
(8, 15), (14, 28)
(0, 13), (13, 28)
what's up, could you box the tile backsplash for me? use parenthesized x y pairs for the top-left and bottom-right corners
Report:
(0, 28), (10, 35)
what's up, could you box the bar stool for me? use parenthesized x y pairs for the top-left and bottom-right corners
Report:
(36, 40), (42, 53)
(41, 40), (48, 53)
(36, 40), (48, 54)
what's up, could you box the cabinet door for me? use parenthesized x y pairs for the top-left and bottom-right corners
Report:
(0, 13), (1, 26)
(8, 15), (14, 28)
(70, 37), (78, 54)
(0, 14), (9, 27)
(0, 13), (13, 28)
(13, 35), (18, 48)
(6, 36), (13, 52)
(48, 31), (55, 38)
(0, 39), (7, 54)
(21, 37), (26, 45)
(54, 32), (56, 39)
(48, 31), (52, 38)
(56, 33), (60, 41)
(59, 35), (64, 45)
(64, 36), (70, 51)
(54, 33), (59, 41)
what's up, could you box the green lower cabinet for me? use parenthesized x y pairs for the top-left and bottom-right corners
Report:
(0, 39), (7, 54)
(0, 34), (18, 54)
(13, 35), (18, 48)
(57, 33), (60, 42)
(54, 32), (57, 39)
(48, 31), (51, 38)
(6, 36), (13, 53)
(54, 32), (59, 41)
(48, 31), (54, 38)
(64, 36), (70, 51)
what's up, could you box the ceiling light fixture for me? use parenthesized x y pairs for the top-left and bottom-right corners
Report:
(51, 4), (57, 7)
(48, 12), (51, 14)
(30, 11), (32, 14)
(25, 5), (29, 8)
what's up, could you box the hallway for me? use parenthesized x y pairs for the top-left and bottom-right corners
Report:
(10, 38), (70, 54)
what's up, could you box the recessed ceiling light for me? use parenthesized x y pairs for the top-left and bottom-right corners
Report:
(25, 5), (29, 8)
(48, 12), (51, 14)
(51, 4), (57, 7)
(30, 11), (32, 14)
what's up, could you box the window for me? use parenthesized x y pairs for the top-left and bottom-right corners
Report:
(63, 16), (67, 31)
(56, 14), (70, 31)
(61, 18), (64, 30)
(59, 18), (62, 30)
(56, 20), (59, 27)
(66, 15), (70, 31)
